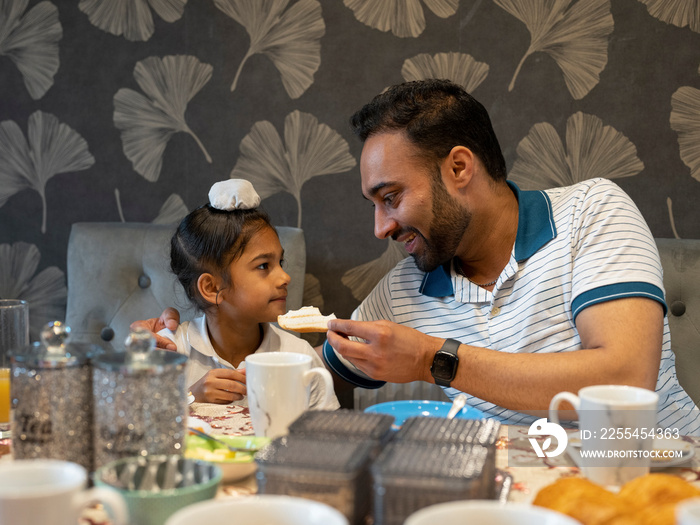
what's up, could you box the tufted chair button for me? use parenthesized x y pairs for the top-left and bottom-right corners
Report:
(670, 300), (686, 317)
(138, 274), (151, 289)
(101, 326), (115, 341)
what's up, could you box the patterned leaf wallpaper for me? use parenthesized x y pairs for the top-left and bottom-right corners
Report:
(1, 0), (699, 342)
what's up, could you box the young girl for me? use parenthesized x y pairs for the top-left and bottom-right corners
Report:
(159, 179), (339, 410)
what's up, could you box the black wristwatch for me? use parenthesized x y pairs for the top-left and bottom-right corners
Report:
(430, 338), (460, 387)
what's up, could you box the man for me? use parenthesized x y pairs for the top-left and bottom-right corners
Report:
(323, 79), (698, 433)
(140, 79), (699, 433)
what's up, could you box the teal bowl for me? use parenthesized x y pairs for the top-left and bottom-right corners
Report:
(94, 455), (221, 525)
(364, 400), (485, 429)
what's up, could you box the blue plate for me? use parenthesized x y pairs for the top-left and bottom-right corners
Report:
(364, 400), (485, 428)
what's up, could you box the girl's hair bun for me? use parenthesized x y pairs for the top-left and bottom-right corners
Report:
(208, 179), (260, 211)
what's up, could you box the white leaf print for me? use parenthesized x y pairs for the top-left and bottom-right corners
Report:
(113, 188), (187, 223)
(0, 0), (62, 100)
(114, 188), (126, 222)
(299, 273), (324, 346)
(670, 86), (700, 182)
(402, 52), (489, 93)
(494, 0), (614, 100)
(667, 197), (681, 239)
(0, 111), (95, 233)
(79, 0), (187, 42)
(342, 241), (408, 302)
(509, 111), (643, 189)
(214, 0), (325, 99)
(302, 273), (324, 311)
(231, 110), (356, 227)
(343, 0), (458, 38)
(0, 242), (67, 342)
(153, 193), (188, 224)
(638, 0), (700, 33)
(113, 55), (213, 182)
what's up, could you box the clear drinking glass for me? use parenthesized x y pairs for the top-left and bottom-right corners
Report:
(0, 300), (29, 425)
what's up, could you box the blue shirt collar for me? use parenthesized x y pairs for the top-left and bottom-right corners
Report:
(419, 181), (556, 297)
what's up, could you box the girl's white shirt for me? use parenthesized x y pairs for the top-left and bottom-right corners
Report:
(159, 315), (340, 410)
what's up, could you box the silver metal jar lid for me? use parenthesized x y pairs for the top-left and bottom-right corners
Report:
(92, 328), (187, 375)
(10, 321), (101, 369)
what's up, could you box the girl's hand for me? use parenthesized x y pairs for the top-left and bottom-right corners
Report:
(190, 368), (247, 404)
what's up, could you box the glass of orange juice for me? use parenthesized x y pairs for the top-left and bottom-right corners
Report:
(0, 369), (9, 424)
(0, 300), (29, 425)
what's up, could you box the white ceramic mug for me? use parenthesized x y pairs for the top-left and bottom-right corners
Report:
(245, 352), (333, 439)
(0, 459), (128, 525)
(549, 384), (659, 487)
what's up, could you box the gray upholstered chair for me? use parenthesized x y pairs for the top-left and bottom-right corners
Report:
(657, 238), (700, 406)
(64, 222), (306, 350)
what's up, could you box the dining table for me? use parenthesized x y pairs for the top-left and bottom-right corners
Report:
(2, 402), (700, 524)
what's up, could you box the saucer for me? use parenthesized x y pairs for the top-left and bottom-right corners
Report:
(650, 437), (694, 468)
(565, 432), (694, 469)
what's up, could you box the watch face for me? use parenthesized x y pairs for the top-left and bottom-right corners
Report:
(432, 352), (457, 380)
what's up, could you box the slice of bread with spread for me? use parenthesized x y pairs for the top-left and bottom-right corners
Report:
(278, 306), (336, 333)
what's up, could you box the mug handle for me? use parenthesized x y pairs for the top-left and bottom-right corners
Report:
(72, 487), (129, 525)
(303, 367), (334, 409)
(549, 391), (580, 426)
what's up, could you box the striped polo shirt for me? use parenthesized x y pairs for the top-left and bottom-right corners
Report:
(324, 178), (700, 434)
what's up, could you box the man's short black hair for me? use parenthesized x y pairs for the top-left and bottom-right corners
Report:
(350, 79), (507, 181)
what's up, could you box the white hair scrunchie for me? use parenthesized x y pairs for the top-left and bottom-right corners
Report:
(208, 179), (261, 211)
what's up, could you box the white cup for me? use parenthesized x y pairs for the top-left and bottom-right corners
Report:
(404, 501), (581, 525)
(677, 498), (700, 525)
(0, 459), (128, 525)
(165, 495), (349, 525)
(549, 384), (659, 487)
(245, 352), (333, 439)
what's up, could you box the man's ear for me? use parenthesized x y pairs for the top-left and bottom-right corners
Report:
(442, 145), (475, 190)
(197, 273), (221, 305)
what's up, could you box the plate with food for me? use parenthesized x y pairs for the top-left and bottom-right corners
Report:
(188, 416), (212, 434)
(533, 471), (700, 524)
(184, 431), (270, 482)
(650, 437), (694, 468)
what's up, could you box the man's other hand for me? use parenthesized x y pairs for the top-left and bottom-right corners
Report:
(129, 307), (181, 351)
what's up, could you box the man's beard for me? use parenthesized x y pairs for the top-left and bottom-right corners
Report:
(411, 174), (471, 273)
